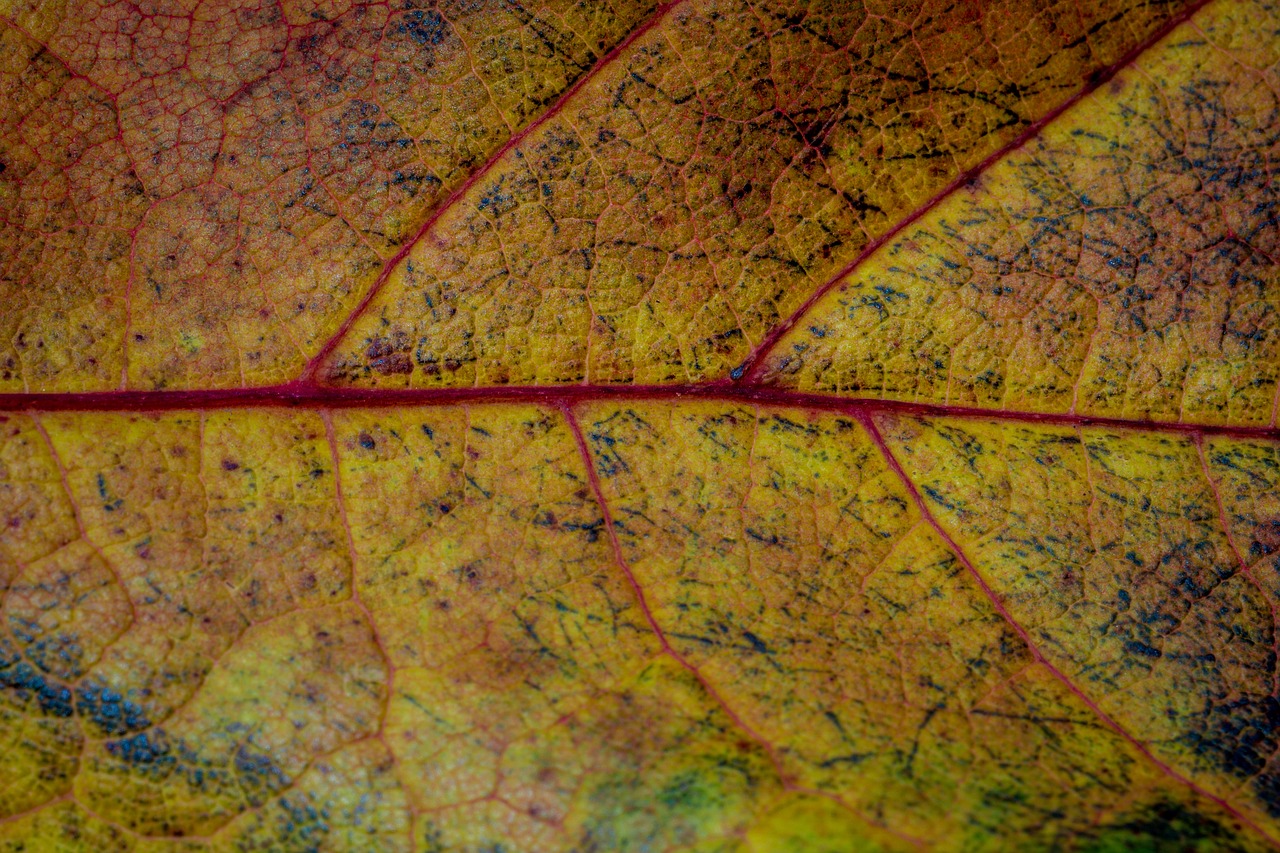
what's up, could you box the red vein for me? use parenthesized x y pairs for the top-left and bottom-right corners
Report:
(561, 403), (925, 849)
(734, 0), (1216, 383)
(300, 0), (687, 382)
(3, 382), (1278, 442)
(0, 795), (75, 831)
(859, 412), (1280, 849)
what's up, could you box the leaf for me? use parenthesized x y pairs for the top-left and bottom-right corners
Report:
(758, 2), (1280, 425)
(1, 0), (661, 389)
(1, 0), (1280, 851)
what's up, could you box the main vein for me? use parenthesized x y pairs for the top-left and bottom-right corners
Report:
(2, 382), (1277, 444)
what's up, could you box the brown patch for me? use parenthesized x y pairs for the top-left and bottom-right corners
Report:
(371, 353), (413, 375)
(1254, 518), (1280, 553)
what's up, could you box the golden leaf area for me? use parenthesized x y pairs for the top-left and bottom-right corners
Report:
(2, 0), (1280, 848)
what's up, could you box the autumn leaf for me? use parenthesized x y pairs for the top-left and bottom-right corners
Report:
(1, 0), (1280, 849)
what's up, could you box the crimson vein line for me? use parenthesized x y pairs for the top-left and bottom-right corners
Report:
(2, 383), (1278, 443)
(734, 0), (1215, 383)
(562, 403), (927, 849)
(300, 0), (689, 382)
(860, 412), (1280, 849)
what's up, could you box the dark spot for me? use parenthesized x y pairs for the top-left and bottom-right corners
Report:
(477, 182), (514, 215)
(1084, 66), (1112, 88)
(1124, 640), (1162, 658)
(742, 631), (770, 655)
(0, 661), (74, 717)
(222, 459), (239, 471)
(1254, 517), (1280, 554)
(78, 684), (151, 736)
(1077, 798), (1239, 851)
(1186, 694), (1280, 816)
(366, 336), (399, 359)
(372, 352), (413, 375)
(96, 473), (123, 512)
(398, 9), (445, 48)
(358, 432), (375, 450)
(234, 745), (288, 793)
(107, 732), (171, 771)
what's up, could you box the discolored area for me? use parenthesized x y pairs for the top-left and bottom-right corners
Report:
(211, 738), (411, 851)
(762, 0), (1280, 427)
(331, 405), (790, 851)
(320, 0), (1191, 388)
(3, 0), (1280, 845)
(878, 413), (1280, 837)
(0, 25), (144, 392)
(1077, 797), (1271, 852)
(76, 602), (387, 837)
(575, 400), (1277, 848)
(0, 409), (390, 842)
(5, 403), (1278, 848)
(0, 0), (659, 390)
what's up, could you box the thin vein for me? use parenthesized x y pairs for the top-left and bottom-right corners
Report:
(29, 414), (139, 633)
(319, 410), (403, 776)
(734, 0), (1217, 383)
(860, 412), (1280, 849)
(561, 402), (925, 849)
(301, 0), (690, 381)
(1195, 434), (1280, 698)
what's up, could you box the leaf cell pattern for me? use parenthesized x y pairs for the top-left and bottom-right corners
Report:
(2, 0), (1280, 850)
(1, 0), (659, 390)
(761, 0), (1280, 426)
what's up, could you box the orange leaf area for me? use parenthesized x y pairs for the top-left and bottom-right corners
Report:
(3, 0), (1280, 849)
(1, 0), (659, 390)
(319, 0), (1196, 388)
(3, 0), (1201, 391)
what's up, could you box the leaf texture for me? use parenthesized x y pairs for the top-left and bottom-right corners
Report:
(317, 0), (1194, 388)
(1, 0), (659, 389)
(758, 1), (1280, 425)
(2, 0), (1280, 850)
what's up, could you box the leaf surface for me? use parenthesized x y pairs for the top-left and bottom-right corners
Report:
(3, 0), (1280, 850)
(758, 2), (1280, 425)
(1, 0), (659, 389)
(317, 0), (1195, 387)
